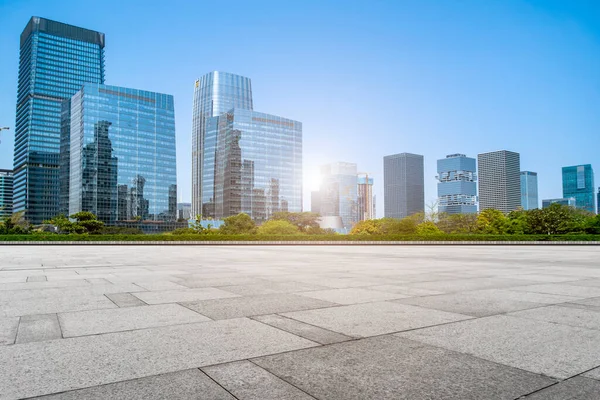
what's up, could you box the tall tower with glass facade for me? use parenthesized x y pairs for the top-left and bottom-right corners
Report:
(357, 174), (375, 221)
(383, 153), (424, 219)
(436, 154), (477, 214)
(67, 84), (177, 230)
(0, 170), (14, 219)
(192, 72), (253, 217)
(520, 171), (538, 210)
(562, 164), (595, 213)
(13, 17), (105, 224)
(477, 150), (521, 213)
(314, 162), (358, 229)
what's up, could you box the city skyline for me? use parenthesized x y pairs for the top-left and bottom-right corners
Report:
(1, 1), (599, 217)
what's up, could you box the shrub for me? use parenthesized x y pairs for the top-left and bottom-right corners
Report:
(258, 220), (301, 235)
(416, 221), (443, 235)
(219, 213), (257, 235)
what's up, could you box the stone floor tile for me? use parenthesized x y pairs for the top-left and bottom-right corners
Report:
(0, 294), (117, 318)
(203, 360), (315, 400)
(32, 369), (235, 399)
(252, 335), (555, 400)
(219, 281), (328, 296)
(59, 303), (211, 337)
(281, 301), (472, 338)
(251, 314), (352, 344)
(27, 275), (47, 282)
(182, 294), (336, 320)
(406, 277), (536, 292)
(509, 283), (600, 298)
(297, 287), (410, 305)
(16, 313), (62, 343)
(508, 305), (600, 331)
(364, 285), (444, 296)
(176, 276), (267, 289)
(398, 315), (600, 379)
(582, 366), (600, 381)
(105, 292), (147, 308)
(131, 287), (239, 304)
(0, 318), (317, 399)
(0, 317), (19, 345)
(522, 376), (600, 399)
(130, 280), (188, 291)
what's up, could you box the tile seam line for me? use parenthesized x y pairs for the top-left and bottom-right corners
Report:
(196, 368), (241, 400)
(248, 358), (321, 400)
(248, 317), (324, 346)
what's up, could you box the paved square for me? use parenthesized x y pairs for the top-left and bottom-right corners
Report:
(0, 244), (598, 399)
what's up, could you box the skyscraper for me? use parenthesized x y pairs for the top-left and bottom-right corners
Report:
(520, 171), (538, 210)
(0, 170), (13, 219)
(315, 162), (358, 229)
(210, 109), (302, 222)
(542, 198), (576, 208)
(357, 174), (375, 221)
(192, 72), (253, 217)
(383, 153), (424, 219)
(597, 187), (600, 215)
(67, 84), (177, 229)
(562, 164), (595, 213)
(13, 17), (105, 224)
(436, 154), (477, 214)
(477, 150), (521, 213)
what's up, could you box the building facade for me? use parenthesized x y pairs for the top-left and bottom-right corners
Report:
(314, 162), (358, 229)
(436, 154), (477, 214)
(0, 170), (14, 219)
(177, 203), (192, 220)
(192, 72), (253, 217)
(477, 150), (521, 213)
(13, 17), (105, 223)
(520, 171), (538, 210)
(542, 198), (576, 208)
(383, 153), (424, 219)
(67, 84), (177, 229)
(562, 164), (595, 213)
(208, 109), (302, 222)
(357, 174), (375, 221)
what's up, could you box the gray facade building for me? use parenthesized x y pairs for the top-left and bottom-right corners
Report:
(436, 154), (477, 214)
(0, 170), (14, 219)
(477, 150), (521, 213)
(177, 203), (192, 220)
(520, 171), (538, 210)
(383, 153), (424, 219)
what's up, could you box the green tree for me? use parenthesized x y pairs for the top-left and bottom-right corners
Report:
(416, 221), (443, 235)
(526, 204), (577, 235)
(349, 219), (382, 235)
(477, 209), (508, 234)
(585, 214), (600, 234)
(437, 213), (478, 234)
(70, 211), (104, 234)
(379, 214), (421, 234)
(258, 220), (301, 235)
(271, 212), (320, 232)
(44, 214), (85, 234)
(219, 213), (257, 235)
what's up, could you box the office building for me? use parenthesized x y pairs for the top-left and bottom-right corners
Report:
(313, 162), (358, 229)
(520, 171), (538, 210)
(67, 84), (177, 229)
(477, 150), (521, 213)
(597, 187), (600, 215)
(209, 109), (302, 222)
(192, 72), (253, 217)
(0, 170), (14, 219)
(357, 174), (375, 221)
(311, 191), (321, 214)
(383, 153), (424, 219)
(436, 154), (477, 214)
(13, 17), (105, 224)
(542, 198), (576, 209)
(562, 164), (595, 213)
(177, 203), (192, 220)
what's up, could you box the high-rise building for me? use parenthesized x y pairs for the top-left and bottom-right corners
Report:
(383, 153), (424, 219)
(562, 164), (595, 213)
(67, 84), (177, 229)
(209, 109), (302, 222)
(597, 187), (600, 215)
(13, 17), (105, 224)
(311, 191), (321, 214)
(177, 203), (192, 220)
(436, 154), (477, 214)
(477, 150), (521, 213)
(357, 174), (375, 221)
(192, 72), (253, 217)
(0, 170), (14, 219)
(314, 162), (358, 229)
(520, 171), (538, 210)
(542, 198), (576, 208)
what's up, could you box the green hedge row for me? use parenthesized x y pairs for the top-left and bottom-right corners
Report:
(0, 234), (598, 242)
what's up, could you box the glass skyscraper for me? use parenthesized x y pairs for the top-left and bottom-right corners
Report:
(0, 170), (14, 219)
(520, 171), (538, 210)
(209, 109), (302, 222)
(14, 17), (105, 224)
(192, 72), (253, 217)
(315, 162), (358, 229)
(357, 174), (375, 221)
(192, 71), (302, 222)
(477, 150), (521, 213)
(562, 164), (595, 213)
(436, 154), (477, 214)
(542, 198), (576, 208)
(67, 84), (177, 229)
(383, 153), (424, 219)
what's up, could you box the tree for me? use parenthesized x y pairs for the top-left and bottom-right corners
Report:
(380, 215), (421, 234)
(271, 212), (320, 232)
(350, 219), (382, 235)
(526, 204), (576, 235)
(258, 220), (301, 235)
(477, 209), (508, 234)
(219, 213), (257, 235)
(70, 211), (104, 234)
(437, 213), (478, 234)
(585, 214), (600, 234)
(44, 215), (85, 234)
(416, 221), (443, 235)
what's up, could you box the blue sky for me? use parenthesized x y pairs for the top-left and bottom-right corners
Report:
(1, 0), (599, 214)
